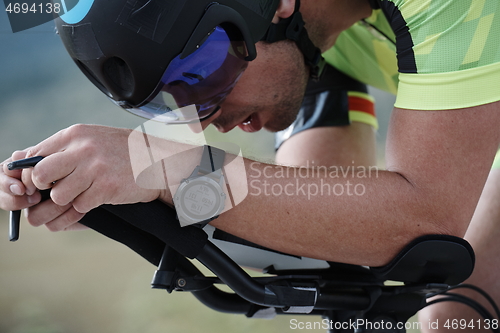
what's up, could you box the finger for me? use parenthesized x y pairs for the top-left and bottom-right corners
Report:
(25, 127), (71, 159)
(21, 168), (37, 196)
(48, 170), (92, 207)
(20, 127), (74, 191)
(12, 149), (29, 160)
(0, 190), (41, 211)
(1, 150), (38, 207)
(25, 200), (71, 227)
(0, 169), (27, 197)
(3, 150), (28, 178)
(25, 199), (85, 230)
(43, 207), (86, 232)
(71, 181), (112, 214)
(63, 222), (89, 232)
(7, 150), (39, 196)
(30, 150), (84, 191)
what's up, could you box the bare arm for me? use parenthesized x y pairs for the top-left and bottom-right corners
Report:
(275, 122), (377, 167)
(3, 104), (498, 268)
(208, 103), (500, 266)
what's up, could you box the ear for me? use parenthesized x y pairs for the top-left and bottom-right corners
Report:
(272, 0), (296, 23)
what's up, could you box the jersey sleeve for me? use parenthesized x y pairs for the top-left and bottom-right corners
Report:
(326, 1), (500, 111)
(323, 10), (399, 96)
(377, 0), (500, 110)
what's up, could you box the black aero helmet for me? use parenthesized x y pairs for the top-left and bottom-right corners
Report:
(55, 0), (324, 123)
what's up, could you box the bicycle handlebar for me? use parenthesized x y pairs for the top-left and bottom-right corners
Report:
(75, 200), (489, 333)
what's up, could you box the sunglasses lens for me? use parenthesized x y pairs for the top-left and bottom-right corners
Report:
(123, 26), (248, 123)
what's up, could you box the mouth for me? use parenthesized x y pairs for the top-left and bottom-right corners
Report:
(237, 113), (262, 133)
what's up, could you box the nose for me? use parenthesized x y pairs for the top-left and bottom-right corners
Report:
(187, 108), (222, 133)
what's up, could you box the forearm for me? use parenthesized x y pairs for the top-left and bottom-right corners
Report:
(151, 139), (424, 267)
(211, 159), (450, 267)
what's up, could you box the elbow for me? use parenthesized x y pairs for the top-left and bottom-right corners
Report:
(401, 184), (474, 243)
(440, 218), (469, 239)
(385, 198), (473, 267)
(410, 219), (467, 245)
(428, 217), (469, 239)
(374, 216), (469, 268)
(409, 204), (471, 244)
(428, 196), (474, 239)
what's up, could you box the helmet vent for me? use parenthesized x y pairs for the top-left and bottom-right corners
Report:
(103, 57), (135, 96)
(74, 60), (110, 97)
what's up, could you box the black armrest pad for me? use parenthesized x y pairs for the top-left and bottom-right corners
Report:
(370, 234), (475, 285)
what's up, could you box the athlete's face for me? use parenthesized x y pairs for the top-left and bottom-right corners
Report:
(199, 39), (309, 133)
(196, 0), (372, 134)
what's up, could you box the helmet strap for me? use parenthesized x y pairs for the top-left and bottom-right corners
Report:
(368, 0), (381, 9)
(261, 0), (325, 81)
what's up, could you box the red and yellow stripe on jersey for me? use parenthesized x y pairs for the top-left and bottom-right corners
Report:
(348, 91), (378, 130)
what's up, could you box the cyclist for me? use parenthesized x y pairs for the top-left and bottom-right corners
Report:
(1, 0), (500, 330)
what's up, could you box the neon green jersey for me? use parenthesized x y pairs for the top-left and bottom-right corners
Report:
(324, 0), (500, 110)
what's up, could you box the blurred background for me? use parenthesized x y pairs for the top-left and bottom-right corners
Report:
(0, 11), (403, 333)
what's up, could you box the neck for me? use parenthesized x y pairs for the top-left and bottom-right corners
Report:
(301, 0), (373, 51)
